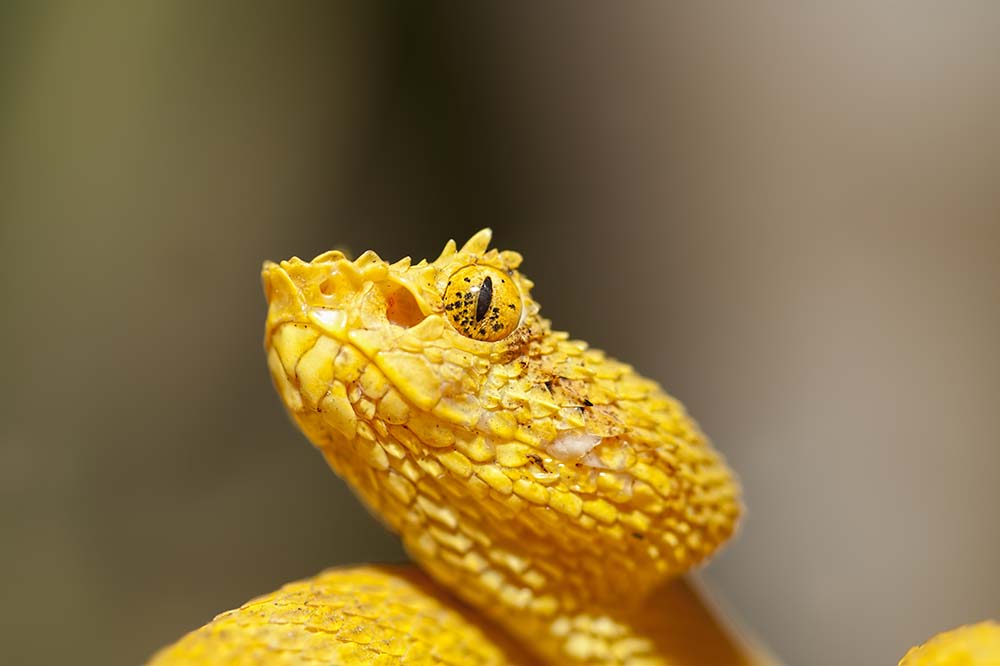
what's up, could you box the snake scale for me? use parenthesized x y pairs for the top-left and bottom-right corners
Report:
(148, 230), (998, 665)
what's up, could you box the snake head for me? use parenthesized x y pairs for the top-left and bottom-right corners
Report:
(262, 229), (741, 616)
(262, 228), (541, 431)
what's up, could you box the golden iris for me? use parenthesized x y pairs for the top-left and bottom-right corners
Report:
(443, 265), (522, 341)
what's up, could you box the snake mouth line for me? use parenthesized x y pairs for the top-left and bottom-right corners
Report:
(269, 318), (484, 444)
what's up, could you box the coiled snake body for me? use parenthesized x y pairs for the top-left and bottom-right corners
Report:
(149, 230), (998, 665)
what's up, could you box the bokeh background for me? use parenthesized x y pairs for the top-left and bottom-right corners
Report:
(2, 3), (999, 665)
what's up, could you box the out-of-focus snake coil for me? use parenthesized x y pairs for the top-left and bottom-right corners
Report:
(148, 230), (999, 666)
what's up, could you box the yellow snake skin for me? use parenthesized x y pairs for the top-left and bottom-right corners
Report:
(899, 623), (1000, 666)
(147, 230), (996, 665)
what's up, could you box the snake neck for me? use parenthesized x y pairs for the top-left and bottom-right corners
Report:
(318, 443), (749, 665)
(408, 531), (758, 666)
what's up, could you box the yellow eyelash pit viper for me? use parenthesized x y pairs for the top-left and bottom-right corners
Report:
(148, 230), (999, 666)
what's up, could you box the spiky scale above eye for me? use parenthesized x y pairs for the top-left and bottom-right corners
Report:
(443, 265), (522, 342)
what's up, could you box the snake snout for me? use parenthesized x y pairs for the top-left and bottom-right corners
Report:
(261, 261), (299, 311)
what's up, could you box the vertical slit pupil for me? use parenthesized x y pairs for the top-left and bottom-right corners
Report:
(475, 276), (493, 322)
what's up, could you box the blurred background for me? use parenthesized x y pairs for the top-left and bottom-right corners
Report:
(2, 3), (999, 665)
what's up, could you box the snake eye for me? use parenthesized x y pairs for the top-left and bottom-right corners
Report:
(443, 265), (522, 341)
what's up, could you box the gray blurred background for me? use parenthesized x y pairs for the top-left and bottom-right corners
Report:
(2, 3), (999, 665)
